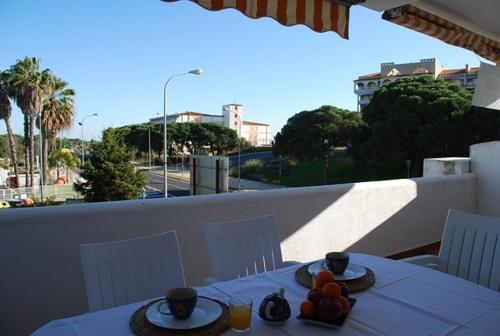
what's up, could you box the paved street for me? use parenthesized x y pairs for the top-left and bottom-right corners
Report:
(143, 171), (190, 197)
(141, 154), (284, 197)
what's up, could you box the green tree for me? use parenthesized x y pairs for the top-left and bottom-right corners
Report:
(74, 131), (146, 202)
(9, 57), (51, 186)
(38, 75), (75, 182)
(112, 122), (238, 157)
(274, 105), (362, 184)
(171, 123), (191, 155)
(238, 137), (252, 151)
(0, 70), (20, 186)
(463, 106), (500, 144)
(49, 148), (80, 180)
(202, 123), (238, 154)
(352, 76), (473, 175)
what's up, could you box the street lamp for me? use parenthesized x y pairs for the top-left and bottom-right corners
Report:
(146, 125), (151, 171)
(36, 112), (44, 201)
(163, 69), (203, 199)
(406, 160), (412, 178)
(238, 117), (242, 191)
(78, 113), (98, 166)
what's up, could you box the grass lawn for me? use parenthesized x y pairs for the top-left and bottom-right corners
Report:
(257, 150), (407, 187)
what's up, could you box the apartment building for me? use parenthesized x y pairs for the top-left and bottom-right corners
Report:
(354, 58), (479, 111)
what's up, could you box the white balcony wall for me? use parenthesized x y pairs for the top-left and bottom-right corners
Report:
(0, 174), (477, 336)
(470, 141), (500, 217)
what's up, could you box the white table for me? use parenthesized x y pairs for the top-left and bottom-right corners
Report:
(33, 254), (500, 336)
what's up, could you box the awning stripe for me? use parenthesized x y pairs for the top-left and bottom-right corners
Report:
(313, 0), (323, 31)
(164, 0), (350, 39)
(322, 1), (331, 31)
(383, 5), (500, 63)
(286, 0), (297, 25)
(296, 0), (306, 24)
(267, 0), (278, 18)
(330, 2), (338, 36)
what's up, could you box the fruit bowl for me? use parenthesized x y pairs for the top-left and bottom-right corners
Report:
(297, 298), (356, 328)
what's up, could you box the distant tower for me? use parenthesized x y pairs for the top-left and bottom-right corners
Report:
(222, 104), (243, 134)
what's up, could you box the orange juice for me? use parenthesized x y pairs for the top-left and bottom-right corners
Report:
(230, 306), (252, 331)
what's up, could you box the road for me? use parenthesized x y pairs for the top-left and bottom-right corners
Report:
(143, 171), (190, 197)
(228, 151), (277, 168)
(141, 151), (277, 196)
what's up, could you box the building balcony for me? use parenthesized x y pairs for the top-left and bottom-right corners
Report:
(1, 141), (499, 335)
(354, 86), (378, 95)
(359, 96), (372, 105)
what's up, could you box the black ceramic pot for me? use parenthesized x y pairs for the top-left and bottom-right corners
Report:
(258, 288), (291, 325)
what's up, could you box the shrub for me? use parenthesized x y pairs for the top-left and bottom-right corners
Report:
(229, 167), (238, 177)
(241, 159), (263, 178)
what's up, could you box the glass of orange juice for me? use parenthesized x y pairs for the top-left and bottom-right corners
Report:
(229, 296), (253, 332)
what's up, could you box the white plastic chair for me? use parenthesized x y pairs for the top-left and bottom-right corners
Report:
(80, 231), (185, 312)
(404, 209), (500, 291)
(204, 215), (294, 282)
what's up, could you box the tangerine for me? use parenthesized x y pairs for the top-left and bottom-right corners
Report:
(338, 296), (350, 315)
(300, 300), (316, 318)
(315, 270), (335, 289)
(322, 283), (341, 298)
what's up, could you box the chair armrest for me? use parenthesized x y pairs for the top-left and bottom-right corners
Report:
(401, 255), (440, 270)
(204, 276), (221, 285)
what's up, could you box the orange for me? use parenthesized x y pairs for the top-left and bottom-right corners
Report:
(300, 300), (316, 318)
(338, 296), (350, 315)
(315, 270), (335, 289)
(322, 283), (341, 298)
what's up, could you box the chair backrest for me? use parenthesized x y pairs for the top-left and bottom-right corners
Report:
(204, 215), (284, 281)
(80, 231), (185, 312)
(439, 209), (500, 291)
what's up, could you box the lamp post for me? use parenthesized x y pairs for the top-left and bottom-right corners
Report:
(146, 126), (151, 171)
(78, 113), (98, 167)
(406, 160), (412, 178)
(238, 118), (242, 191)
(163, 69), (203, 199)
(36, 112), (44, 201)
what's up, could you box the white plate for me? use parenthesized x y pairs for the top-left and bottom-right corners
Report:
(308, 261), (367, 281)
(146, 297), (223, 330)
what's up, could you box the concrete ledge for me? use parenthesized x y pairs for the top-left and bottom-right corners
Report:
(423, 157), (470, 177)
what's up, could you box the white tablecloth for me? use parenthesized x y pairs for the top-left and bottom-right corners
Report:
(32, 254), (500, 336)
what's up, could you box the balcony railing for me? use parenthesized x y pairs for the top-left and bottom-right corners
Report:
(0, 184), (81, 202)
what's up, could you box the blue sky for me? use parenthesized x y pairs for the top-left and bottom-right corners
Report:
(0, 0), (483, 140)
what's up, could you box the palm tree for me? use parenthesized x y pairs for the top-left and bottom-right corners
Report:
(0, 71), (19, 187)
(9, 57), (51, 187)
(38, 75), (75, 182)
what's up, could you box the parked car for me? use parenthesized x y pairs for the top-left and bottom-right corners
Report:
(8, 199), (24, 208)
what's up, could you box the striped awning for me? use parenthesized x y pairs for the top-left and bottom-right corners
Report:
(383, 5), (500, 64)
(163, 0), (352, 39)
